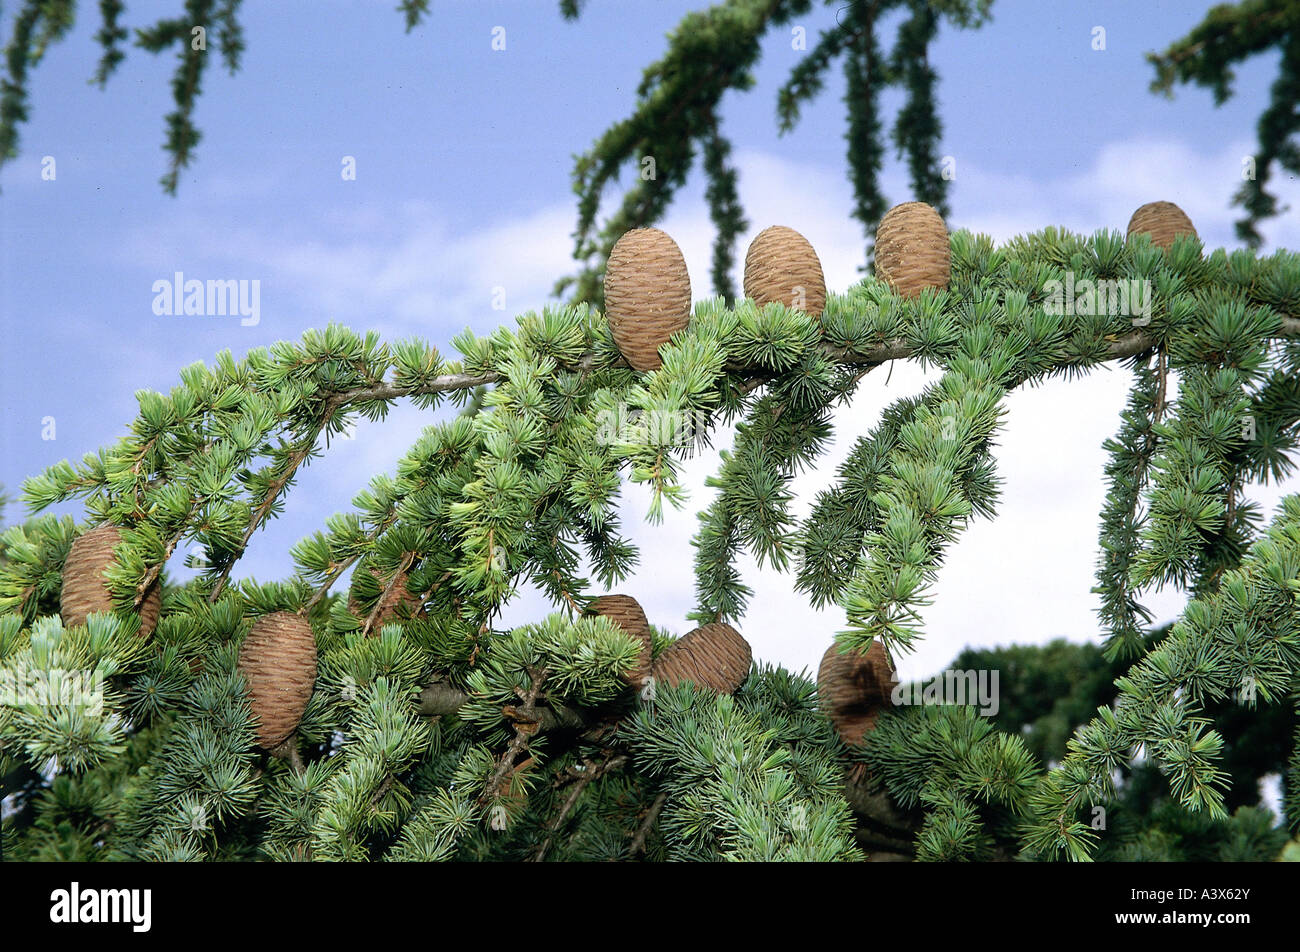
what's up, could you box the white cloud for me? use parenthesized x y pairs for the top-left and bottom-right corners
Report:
(952, 135), (1300, 253)
(119, 198), (579, 343)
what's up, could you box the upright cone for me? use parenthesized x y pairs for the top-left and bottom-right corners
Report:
(238, 612), (318, 749)
(60, 524), (161, 638)
(603, 227), (692, 372)
(651, 622), (751, 695)
(818, 639), (898, 746)
(588, 594), (654, 687)
(1126, 201), (1196, 252)
(874, 202), (950, 299)
(743, 225), (827, 317)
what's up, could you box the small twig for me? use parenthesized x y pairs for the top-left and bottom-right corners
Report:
(210, 437), (318, 603)
(301, 505), (423, 614)
(131, 494), (205, 608)
(269, 737), (306, 777)
(361, 550), (417, 637)
(480, 667), (549, 805)
(531, 752), (627, 862)
(301, 555), (361, 613)
(551, 569), (582, 616)
(369, 773), (396, 810)
(628, 790), (669, 859)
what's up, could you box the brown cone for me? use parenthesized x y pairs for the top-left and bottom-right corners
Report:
(238, 611), (318, 749)
(744, 225), (827, 318)
(874, 202), (951, 299)
(604, 227), (692, 372)
(587, 594), (653, 687)
(1126, 200), (1197, 252)
(651, 621), (751, 695)
(817, 639), (898, 746)
(60, 524), (161, 638)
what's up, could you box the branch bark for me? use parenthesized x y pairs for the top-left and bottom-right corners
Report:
(479, 667), (548, 806)
(123, 311), (1300, 613)
(210, 437), (319, 602)
(532, 752), (628, 862)
(627, 790), (669, 859)
(307, 315), (1300, 410)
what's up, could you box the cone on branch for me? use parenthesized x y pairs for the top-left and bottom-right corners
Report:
(237, 611), (318, 751)
(603, 227), (692, 372)
(1126, 200), (1197, 252)
(587, 593), (653, 687)
(873, 201), (951, 299)
(60, 524), (161, 638)
(651, 621), (751, 695)
(743, 225), (827, 318)
(818, 640), (913, 855)
(817, 639), (898, 747)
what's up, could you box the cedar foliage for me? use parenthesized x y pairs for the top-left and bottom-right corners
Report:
(3, 221), (1300, 861)
(3, 0), (1300, 863)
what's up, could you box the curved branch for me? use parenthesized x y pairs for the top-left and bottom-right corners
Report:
(328, 318), (1300, 409)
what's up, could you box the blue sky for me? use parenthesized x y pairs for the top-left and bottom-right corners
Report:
(3, 0), (1299, 682)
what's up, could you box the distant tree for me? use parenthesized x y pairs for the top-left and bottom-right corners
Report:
(940, 634), (1296, 860)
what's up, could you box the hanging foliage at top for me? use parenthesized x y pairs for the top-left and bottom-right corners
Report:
(6, 1), (1297, 284)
